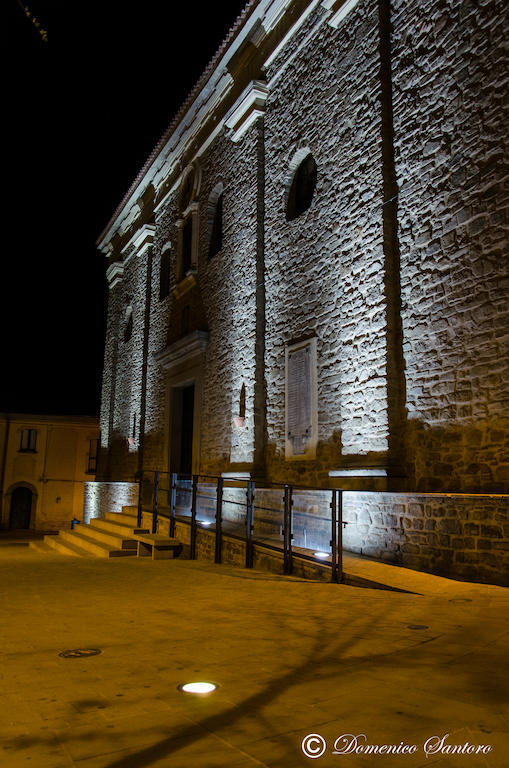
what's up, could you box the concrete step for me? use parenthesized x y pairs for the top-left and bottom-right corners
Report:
(58, 529), (136, 558)
(29, 540), (54, 554)
(79, 523), (137, 550)
(43, 534), (91, 558)
(104, 512), (139, 528)
(91, 517), (143, 538)
(122, 505), (139, 516)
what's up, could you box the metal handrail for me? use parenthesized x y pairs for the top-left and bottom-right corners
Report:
(135, 469), (349, 582)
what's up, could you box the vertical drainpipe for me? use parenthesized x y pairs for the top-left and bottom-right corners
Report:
(378, 0), (407, 483)
(0, 416), (10, 527)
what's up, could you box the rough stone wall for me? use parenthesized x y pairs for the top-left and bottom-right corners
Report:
(198, 127), (260, 473)
(142, 198), (179, 473)
(392, 0), (509, 491)
(95, 0), (509, 581)
(142, 125), (261, 476)
(99, 248), (151, 481)
(342, 492), (509, 586)
(83, 481), (138, 523)
(264, 0), (390, 486)
(99, 286), (117, 457)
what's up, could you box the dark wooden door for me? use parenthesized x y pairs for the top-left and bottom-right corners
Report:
(10, 487), (32, 529)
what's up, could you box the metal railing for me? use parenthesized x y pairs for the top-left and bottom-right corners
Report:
(134, 470), (347, 583)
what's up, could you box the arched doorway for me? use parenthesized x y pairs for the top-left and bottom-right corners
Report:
(9, 487), (33, 529)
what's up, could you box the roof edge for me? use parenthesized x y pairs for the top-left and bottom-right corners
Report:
(96, 0), (260, 249)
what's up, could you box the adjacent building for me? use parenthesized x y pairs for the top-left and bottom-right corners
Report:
(0, 414), (99, 531)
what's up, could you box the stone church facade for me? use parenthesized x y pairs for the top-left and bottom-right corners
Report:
(93, 0), (509, 583)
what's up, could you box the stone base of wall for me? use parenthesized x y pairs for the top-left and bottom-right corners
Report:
(83, 481), (139, 524)
(342, 492), (509, 587)
(97, 480), (509, 587)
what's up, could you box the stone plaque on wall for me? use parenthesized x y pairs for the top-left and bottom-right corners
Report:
(285, 338), (317, 460)
(287, 346), (311, 455)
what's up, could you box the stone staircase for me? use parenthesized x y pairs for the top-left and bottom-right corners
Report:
(30, 507), (147, 558)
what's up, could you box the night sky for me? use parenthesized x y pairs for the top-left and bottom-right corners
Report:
(3, 0), (247, 417)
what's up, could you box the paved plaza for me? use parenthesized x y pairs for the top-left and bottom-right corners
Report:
(0, 545), (508, 767)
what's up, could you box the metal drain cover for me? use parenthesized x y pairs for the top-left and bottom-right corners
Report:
(59, 648), (102, 658)
(407, 625), (429, 630)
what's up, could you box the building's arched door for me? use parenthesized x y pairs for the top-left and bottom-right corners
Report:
(9, 487), (32, 529)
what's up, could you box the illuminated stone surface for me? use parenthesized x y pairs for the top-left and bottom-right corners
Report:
(95, 0), (508, 582)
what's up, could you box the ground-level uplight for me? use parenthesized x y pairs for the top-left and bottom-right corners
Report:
(199, 520), (212, 526)
(178, 682), (217, 694)
(314, 552), (330, 559)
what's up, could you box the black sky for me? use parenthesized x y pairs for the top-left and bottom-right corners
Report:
(3, 0), (247, 417)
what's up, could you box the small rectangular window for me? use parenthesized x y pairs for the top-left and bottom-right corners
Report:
(19, 429), (37, 452)
(87, 438), (99, 473)
(181, 217), (193, 277)
(159, 250), (170, 300)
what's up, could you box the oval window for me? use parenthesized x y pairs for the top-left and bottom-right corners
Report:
(286, 153), (317, 221)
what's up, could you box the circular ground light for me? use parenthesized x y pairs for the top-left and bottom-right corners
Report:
(314, 552), (330, 559)
(178, 682), (217, 694)
(448, 598), (472, 604)
(59, 648), (102, 658)
(407, 625), (429, 630)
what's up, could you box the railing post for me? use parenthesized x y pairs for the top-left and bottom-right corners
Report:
(137, 471), (143, 529)
(283, 484), (293, 574)
(169, 472), (177, 538)
(190, 474), (198, 560)
(338, 489), (344, 583)
(152, 471), (159, 534)
(330, 489), (339, 584)
(245, 480), (255, 568)
(215, 476), (223, 564)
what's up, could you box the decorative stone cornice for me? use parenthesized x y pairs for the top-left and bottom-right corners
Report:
(322, 0), (360, 29)
(262, 0), (293, 34)
(151, 71), (233, 196)
(99, 241), (115, 258)
(225, 80), (269, 143)
(329, 468), (388, 477)
(98, 0), (362, 251)
(121, 223), (156, 264)
(154, 330), (209, 373)
(105, 261), (124, 290)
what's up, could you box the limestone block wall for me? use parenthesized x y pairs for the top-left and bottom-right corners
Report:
(142, 197), (179, 472)
(263, 0), (390, 486)
(95, 0), (509, 586)
(99, 284), (118, 452)
(99, 248), (151, 481)
(198, 127), (260, 473)
(83, 481), (138, 523)
(342, 492), (509, 586)
(143, 125), (261, 476)
(392, 0), (509, 491)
